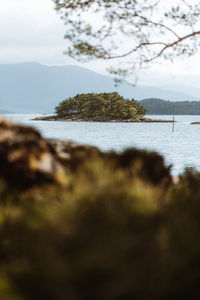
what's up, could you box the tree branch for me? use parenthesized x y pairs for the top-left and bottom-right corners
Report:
(107, 30), (200, 62)
(107, 42), (168, 60)
(137, 16), (181, 39)
(144, 30), (200, 62)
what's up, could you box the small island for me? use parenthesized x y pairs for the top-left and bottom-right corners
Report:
(33, 92), (174, 123)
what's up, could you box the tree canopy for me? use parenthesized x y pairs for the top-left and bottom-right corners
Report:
(53, 0), (200, 79)
(55, 92), (146, 120)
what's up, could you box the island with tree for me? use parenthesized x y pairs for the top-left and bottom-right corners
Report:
(34, 92), (173, 122)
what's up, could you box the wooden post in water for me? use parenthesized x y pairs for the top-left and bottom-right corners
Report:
(172, 115), (175, 133)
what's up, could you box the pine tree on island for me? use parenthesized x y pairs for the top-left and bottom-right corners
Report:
(55, 92), (146, 121)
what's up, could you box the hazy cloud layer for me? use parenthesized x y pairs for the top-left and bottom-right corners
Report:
(0, 0), (75, 65)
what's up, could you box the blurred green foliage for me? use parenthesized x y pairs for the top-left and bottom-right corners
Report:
(0, 149), (200, 299)
(55, 92), (146, 120)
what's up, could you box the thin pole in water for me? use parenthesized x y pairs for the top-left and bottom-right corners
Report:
(172, 115), (175, 133)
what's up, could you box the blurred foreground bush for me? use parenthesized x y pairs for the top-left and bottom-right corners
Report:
(0, 121), (200, 299)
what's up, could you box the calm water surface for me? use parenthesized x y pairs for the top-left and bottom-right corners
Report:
(2, 114), (200, 175)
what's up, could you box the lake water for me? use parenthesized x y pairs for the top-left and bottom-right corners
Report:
(1, 113), (200, 175)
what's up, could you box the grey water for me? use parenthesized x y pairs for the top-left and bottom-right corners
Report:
(2, 113), (200, 175)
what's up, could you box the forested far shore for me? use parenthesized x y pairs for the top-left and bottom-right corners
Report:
(140, 98), (200, 115)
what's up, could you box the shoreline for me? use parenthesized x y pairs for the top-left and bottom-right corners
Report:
(32, 115), (174, 123)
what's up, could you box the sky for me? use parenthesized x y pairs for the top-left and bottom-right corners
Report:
(1, 0), (200, 88)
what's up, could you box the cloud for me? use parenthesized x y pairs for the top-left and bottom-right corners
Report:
(1, 0), (200, 87)
(0, 0), (74, 65)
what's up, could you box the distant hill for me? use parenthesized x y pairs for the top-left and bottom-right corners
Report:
(0, 62), (199, 113)
(161, 84), (200, 99)
(140, 98), (200, 115)
(0, 109), (13, 114)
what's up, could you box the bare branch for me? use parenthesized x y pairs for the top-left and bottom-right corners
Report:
(144, 30), (200, 62)
(107, 42), (168, 60)
(137, 16), (181, 39)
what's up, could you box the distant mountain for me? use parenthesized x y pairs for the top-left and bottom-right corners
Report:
(0, 109), (13, 114)
(140, 98), (200, 115)
(161, 84), (200, 99)
(0, 62), (199, 113)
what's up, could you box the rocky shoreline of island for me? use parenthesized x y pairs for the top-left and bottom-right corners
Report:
(32, 115), (174, 123)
